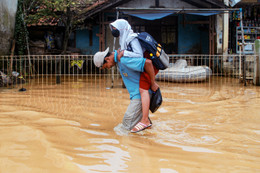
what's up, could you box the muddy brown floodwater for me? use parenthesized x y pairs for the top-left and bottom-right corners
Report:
(0, 76), (260, 173)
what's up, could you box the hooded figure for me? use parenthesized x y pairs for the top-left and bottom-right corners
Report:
(109, 19), (143, 58)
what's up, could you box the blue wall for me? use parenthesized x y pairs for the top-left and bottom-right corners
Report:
(77, 15), (210, 55)
(178, 15), (209, 54)
(76, 26), (99, 55)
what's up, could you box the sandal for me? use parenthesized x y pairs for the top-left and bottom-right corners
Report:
(131, 122), (152, 133)
(148, 117), (152, 125)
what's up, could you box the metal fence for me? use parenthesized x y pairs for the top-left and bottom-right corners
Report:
(0, 54), (257, 87)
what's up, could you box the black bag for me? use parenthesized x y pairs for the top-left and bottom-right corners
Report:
(127, 32), (169, 70)
(150, 88), (163, 113)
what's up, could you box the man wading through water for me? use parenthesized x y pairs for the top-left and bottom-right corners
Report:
(93, 46), (158, 132)
(109, 19), (159, 132)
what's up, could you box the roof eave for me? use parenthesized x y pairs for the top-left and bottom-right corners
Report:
(83, 0), (230, 19)
(83, 0), (126, 19)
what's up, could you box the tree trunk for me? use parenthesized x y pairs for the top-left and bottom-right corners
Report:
(62, 6), (72, 54)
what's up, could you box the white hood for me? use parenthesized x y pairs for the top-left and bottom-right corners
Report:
(109, 19), (138, 50)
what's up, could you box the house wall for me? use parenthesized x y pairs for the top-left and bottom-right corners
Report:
(178, 15), (209, 54)
(0, 0), (18, 55)
(76, 26), (99, 55)
(241, 0), (258, 2)
(90, 0), (225, 54)
(111, 0), (211, 54)
(103, 14), (210, 55)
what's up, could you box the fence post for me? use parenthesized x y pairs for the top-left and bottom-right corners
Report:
(254, 39), (260, 86)
(56, 55), (61, 84)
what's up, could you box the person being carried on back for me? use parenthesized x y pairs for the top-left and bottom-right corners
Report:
(110, 19), (160, 133)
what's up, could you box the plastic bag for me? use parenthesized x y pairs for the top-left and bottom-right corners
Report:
(150, 88), (163, 113)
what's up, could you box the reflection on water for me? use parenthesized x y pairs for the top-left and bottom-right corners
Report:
(0, 76), (260, 173)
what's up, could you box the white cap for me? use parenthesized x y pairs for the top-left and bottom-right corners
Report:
(93, 47), (109, 68)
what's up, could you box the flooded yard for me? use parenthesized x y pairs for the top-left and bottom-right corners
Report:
(0, 76), (260, 173)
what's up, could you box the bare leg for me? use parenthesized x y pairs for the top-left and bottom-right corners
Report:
(130, 88), (151, 132)
(139, 88), (151, 125)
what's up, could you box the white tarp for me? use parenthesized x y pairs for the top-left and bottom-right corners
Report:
(229, 0), (241, 7)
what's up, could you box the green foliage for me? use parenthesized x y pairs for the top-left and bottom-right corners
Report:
(25, 0), (84, 27)
(14, 0), (28, 55)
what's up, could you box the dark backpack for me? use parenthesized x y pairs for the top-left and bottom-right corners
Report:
(137, 32), (169, 70)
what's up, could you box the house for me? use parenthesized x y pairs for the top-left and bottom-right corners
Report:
(78, 0), (232, 55)
(27, 17), (64, 55)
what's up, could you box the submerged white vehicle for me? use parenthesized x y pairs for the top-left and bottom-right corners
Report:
(155, 59), (212, 82)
